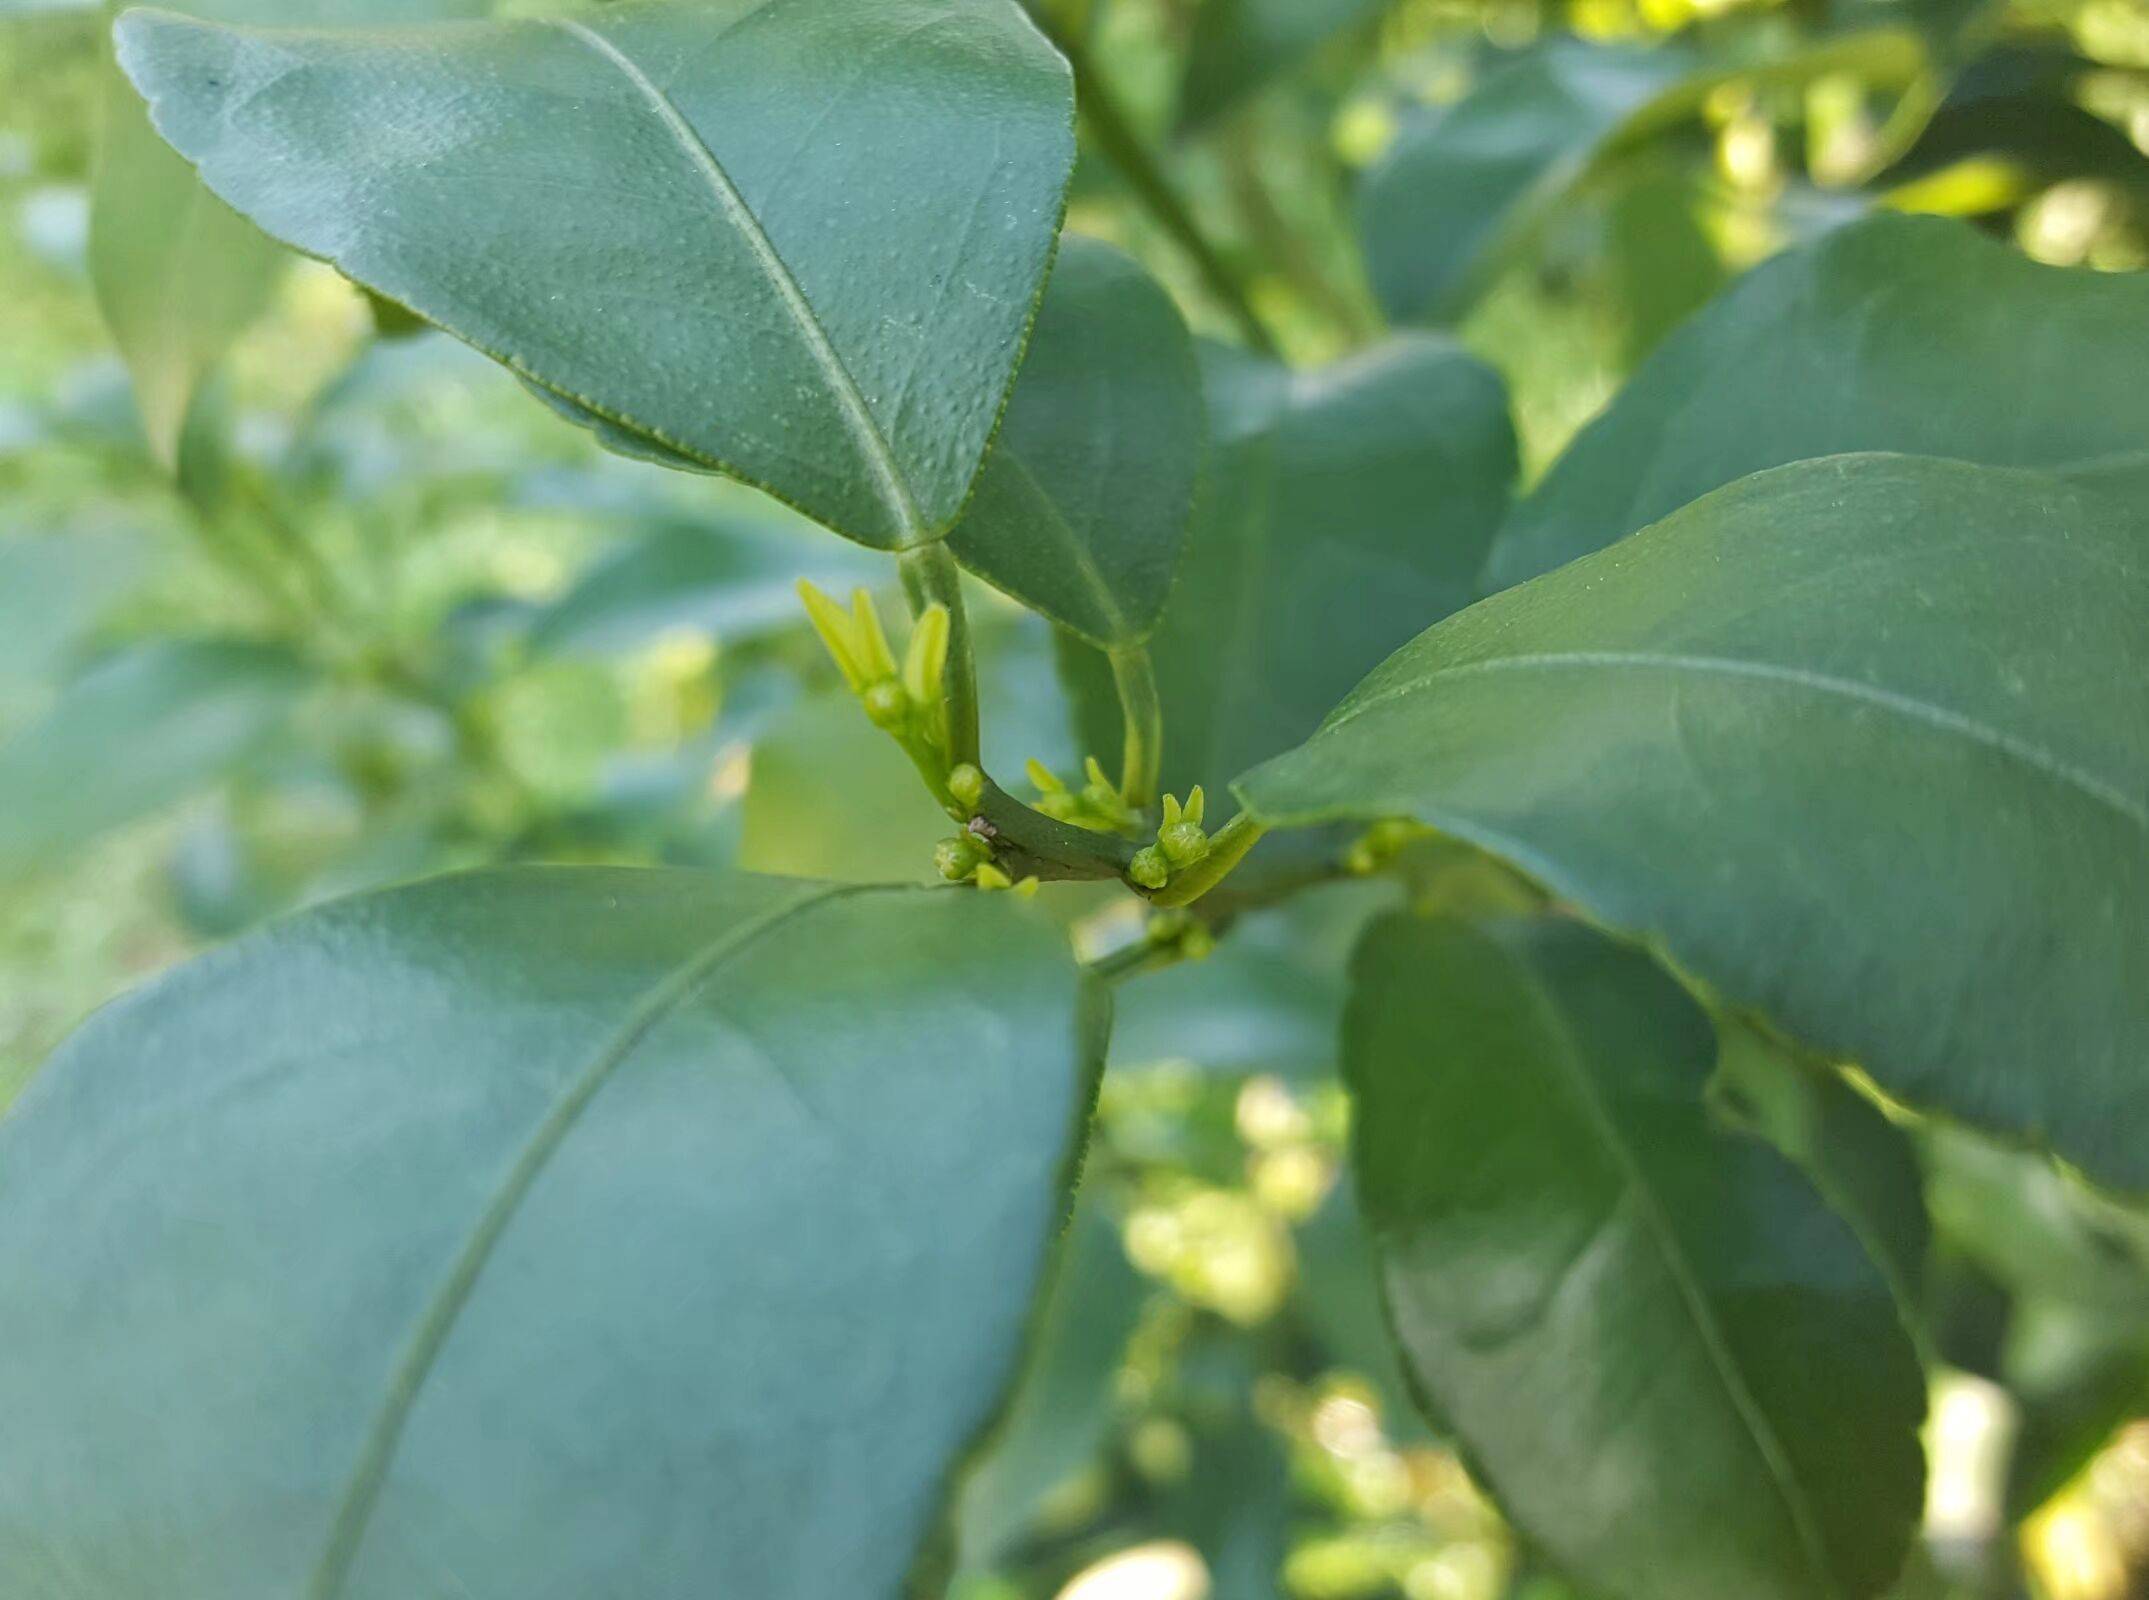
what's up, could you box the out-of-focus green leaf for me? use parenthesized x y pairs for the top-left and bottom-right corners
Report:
(1361, 39), (1697, 326)
(0, 636), (310, 878)
(527, 513), (882, 660)
(0, 529), (143, 685)
(738, 691), (949, 883)
(1109, 878), (1396, 1078)
(1924, 1129), (2149, 1315)
(1176, 0), (1388, 131)
(1489, 214), (2149, 587)
(1060, 338), (1514, 798)
(1712, 1020), (1931, 1328)
(1362, 31), (1923, 328)
(88, 46), (280, 469)
(1601, 160), (1726, 367)
(957, 1194), (1145, 1570)
(947, 237), (1202, 648)
(2002, 1296), (2149, 1516)
(1243, 456), (2149, 1189)
(117, 0), (1074, 548)
(0, 869), (1101, 1597)
(1346, 912), (1925, 1600)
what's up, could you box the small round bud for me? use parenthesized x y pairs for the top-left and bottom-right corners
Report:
(862, 679), (910, 730)
(947, 763), (985, 811)
(1037, 790), (1081, 822)
(935, 833), (989, 882)
(1081, 781), (1121, 814)
(1128, 846), (1171, 890)
(1159, 821), (1209, 867)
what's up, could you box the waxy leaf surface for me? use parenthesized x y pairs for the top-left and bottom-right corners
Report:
(117, 0), (1075, 547)
(948, 236), (1203, 647)
(1491, 214), (2149, 586)
(1246, 455), (2149, 1187)
(0, 869), (1100, 1598)
(1063, 337), (1515, 797)
(1347, 913), (1925, 1600)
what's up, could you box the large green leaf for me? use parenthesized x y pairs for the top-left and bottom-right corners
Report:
(1489, 214), (2149, 587)
(1360, 32), (1922, 329)
(116, 0), (1075, 548)
(1346, 912), (1925, 1600)
(1061, 337), (1515, 797)
(946, 236), (1202, 648)
(0, 635), (309, 878)
(1243, 454), (2149, 1188)
(0, 868), (1101, 1597)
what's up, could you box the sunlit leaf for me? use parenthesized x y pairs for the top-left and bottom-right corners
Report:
(116, 0), (1075, 547)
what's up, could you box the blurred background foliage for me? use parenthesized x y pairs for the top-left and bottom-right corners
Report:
(2, 0), (2147, 1594)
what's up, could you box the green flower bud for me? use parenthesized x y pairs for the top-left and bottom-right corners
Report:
(1037, 789), (1081, 822)
(1159, 820), (1209, 867)
(1128, 846), (1171, 890)
(947, 763), (985, 811)
(935, 832), (990, 882)
(862, 679), (909, 730)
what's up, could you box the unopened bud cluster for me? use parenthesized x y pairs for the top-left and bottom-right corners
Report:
(1129, 787), (1208, 891)
(1027, 757), (1139, 834)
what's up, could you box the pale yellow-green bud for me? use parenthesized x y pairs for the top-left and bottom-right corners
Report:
(1128, 846), (1171, 890)
(947, 763), (985, 811)
(862, 680), (909, 729)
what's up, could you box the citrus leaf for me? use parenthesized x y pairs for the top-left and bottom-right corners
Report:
(0, 869), (1101, 1597)
(947, 236), (1203, 648)
(1061, 336), (1515, 797)
(0, 635), (309, 878)
(1346, 912), (1926, 1600)
(1243, 455), (2149, 1188)
(1490, 213), (2149, 587)
(116, 0), (1075, 548)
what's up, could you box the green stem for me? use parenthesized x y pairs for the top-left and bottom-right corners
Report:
(975, 777), (1139, 882)
(1148, 811), (1267, 908)
(1108, 643), (1162, 811)
(1034, 13), (1280, 358)
(897, 542), (979, 769)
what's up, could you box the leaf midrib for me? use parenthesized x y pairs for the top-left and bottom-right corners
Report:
(551, 16), (929, 546)
(1322, 649), (2148, 835)
(1518, 961), (1844, 1598)
(306, 880), (877, 1599)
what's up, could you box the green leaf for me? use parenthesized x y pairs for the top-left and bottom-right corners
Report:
(1712, 1021), (1931, 1332)
(1176, 0), (1387, 131)
(1361, 32), (1923, 328)
(0, 868), (1102, 1597)
(0, 528), (144, 685)
(2000, 1295), (2149, 1515)
(0, 635), (309, 878)
(526, 511), (883, 660)
(1360, 39), (1698, 326)
(1243, 454), (2149, 1187)
(1062, 337), (1515, 797)
(946, 236), (1203, 649)
(116, 0), (1076, 548)
(1490, 213), (2149, 587)
(956, 1193), (1145, 1570)
(89, 43), (281, 468)
(1346, 912), (1926, 1600)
